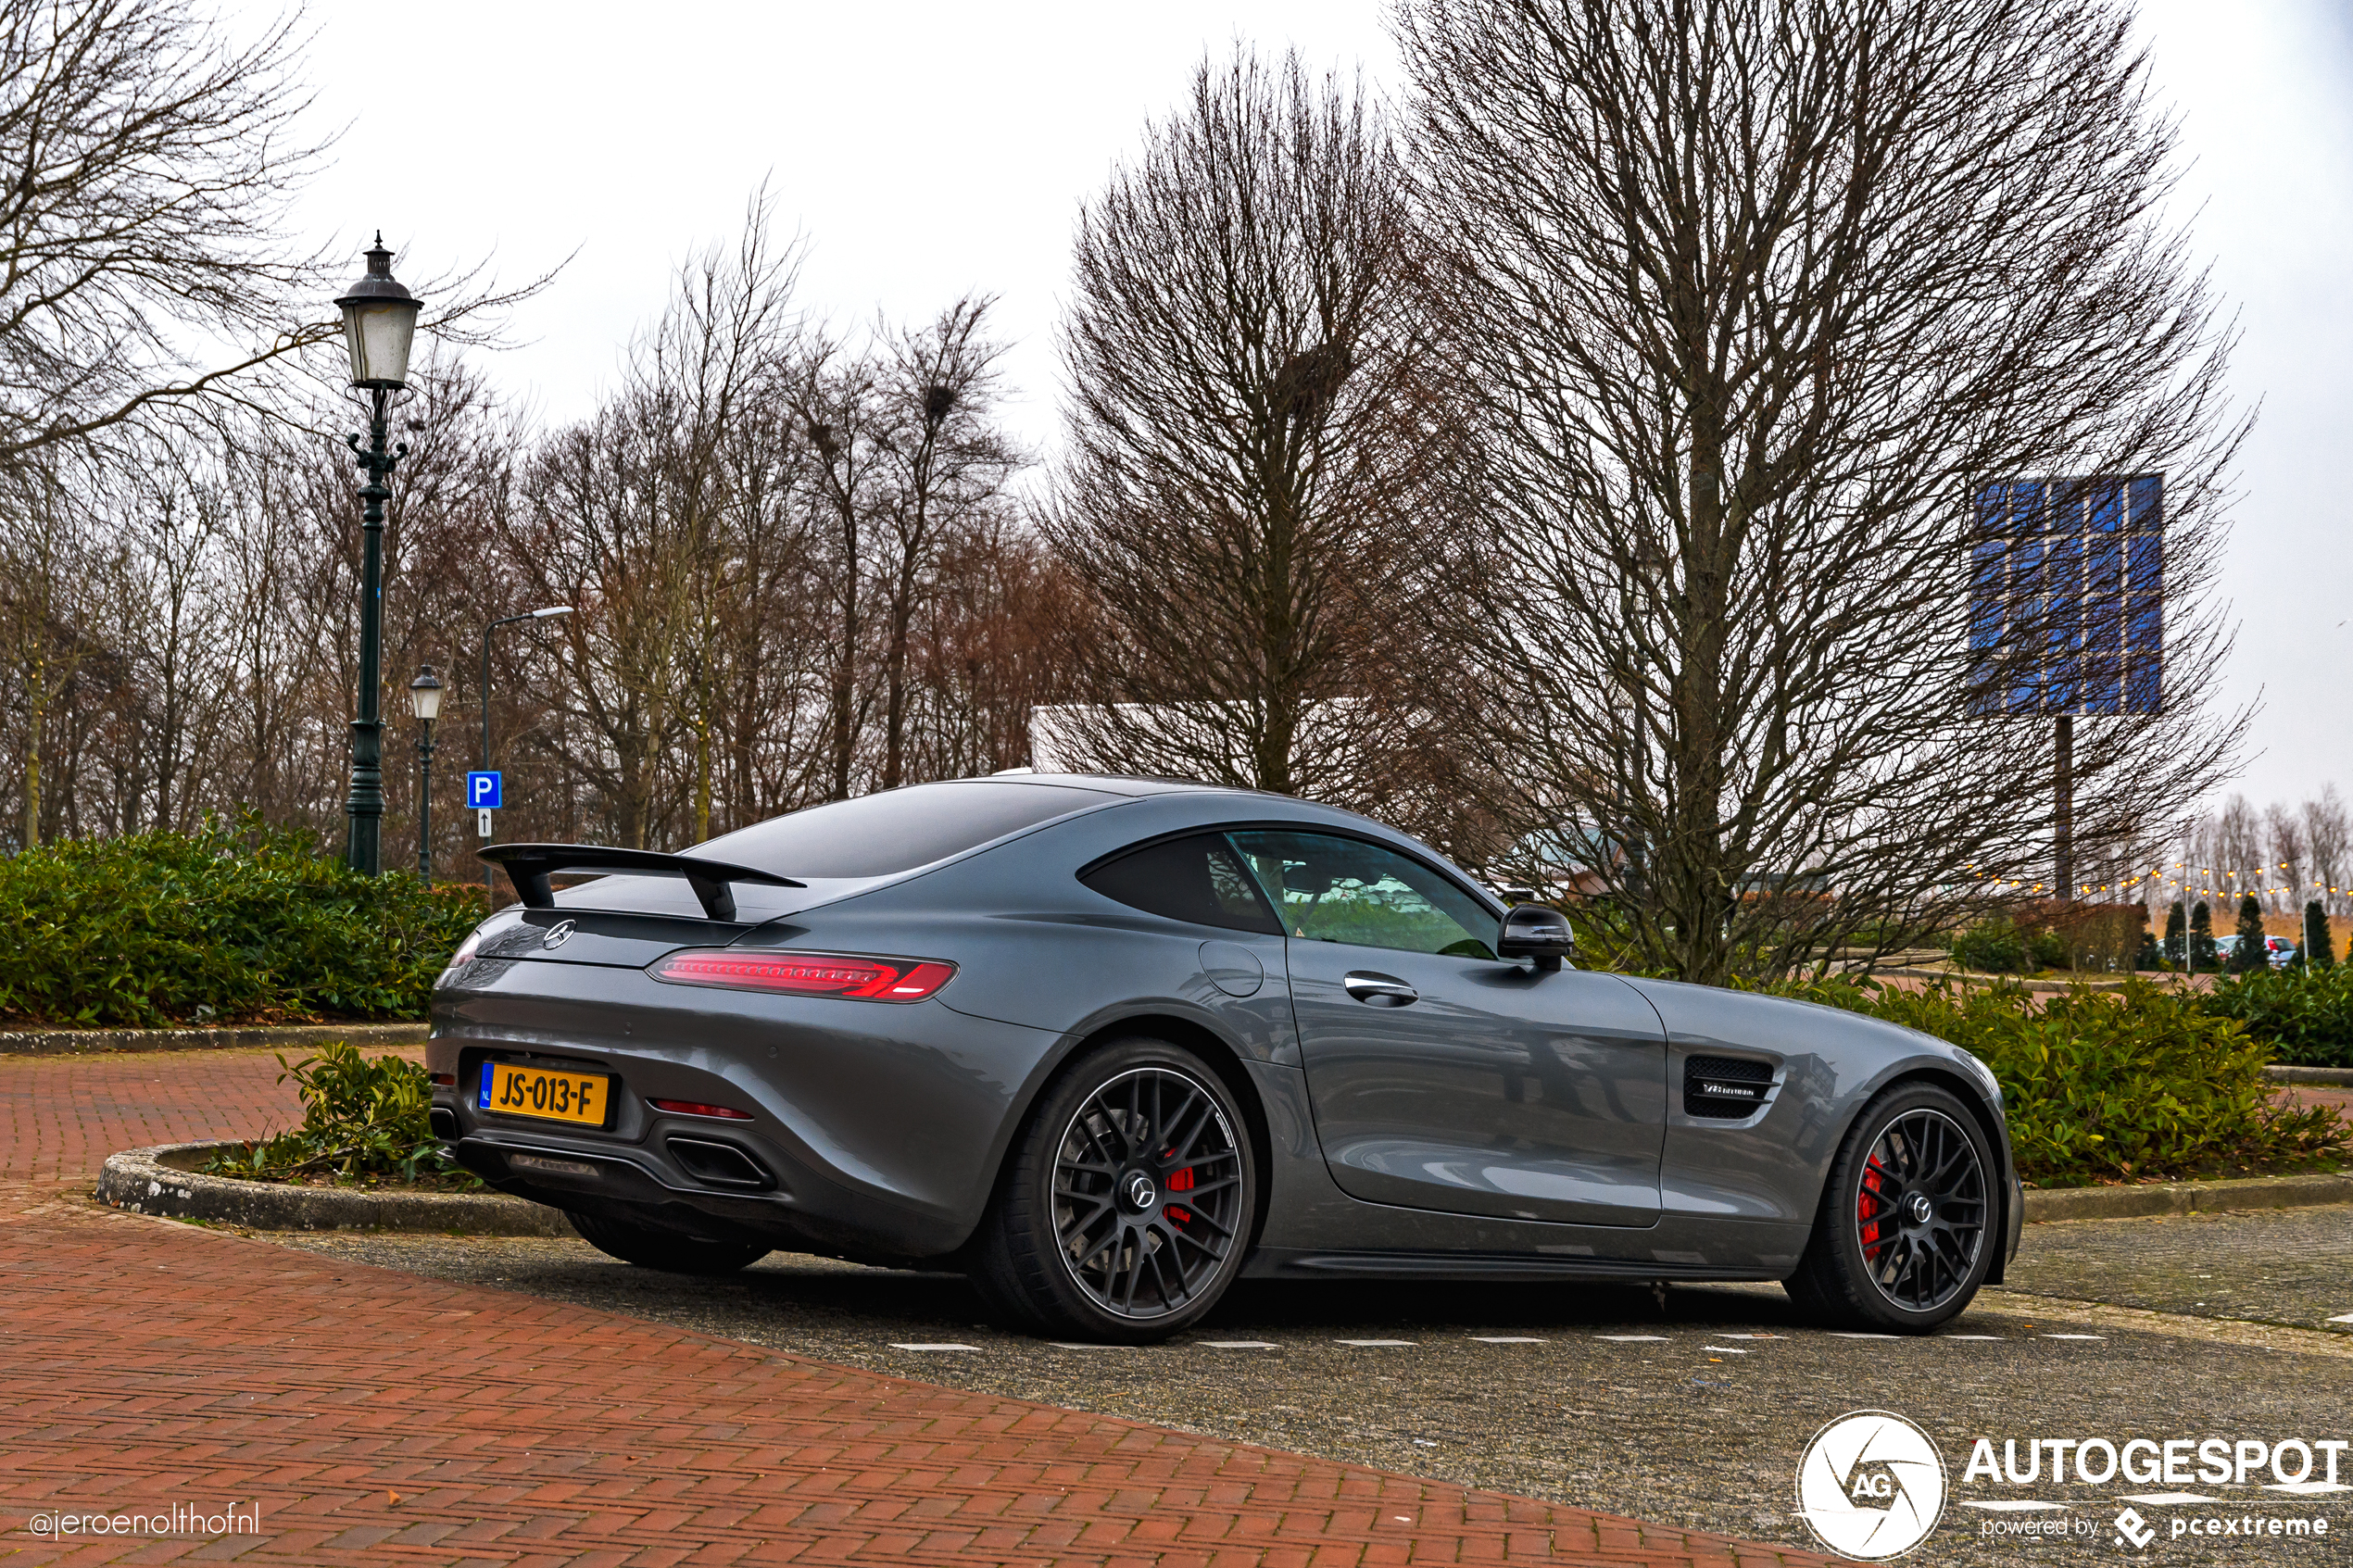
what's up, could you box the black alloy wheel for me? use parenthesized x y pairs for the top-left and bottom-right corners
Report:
(973, 1038), (1256, 1341)
(1785, 1081), (1996, 1333)
(1854, 1107), (1988, 1311)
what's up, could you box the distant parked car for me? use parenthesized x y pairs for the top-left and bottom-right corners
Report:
(2266, 935), (2297, 969)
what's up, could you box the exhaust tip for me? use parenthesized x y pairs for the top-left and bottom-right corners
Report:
(664, 1135), (776, 1191)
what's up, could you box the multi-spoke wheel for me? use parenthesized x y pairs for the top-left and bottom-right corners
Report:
(1785, 1082), (1997, 1333)
(972, 1038), (1256, 1341)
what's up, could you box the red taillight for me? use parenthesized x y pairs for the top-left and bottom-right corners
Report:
(648, 949), (957, 1002)
(430, 1073), (457, 1086)
(648, 1098), (753, 1120)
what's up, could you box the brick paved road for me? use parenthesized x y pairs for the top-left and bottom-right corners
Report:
(0, 1044), (418, 1184)
(0, 1047), (1838, 1567)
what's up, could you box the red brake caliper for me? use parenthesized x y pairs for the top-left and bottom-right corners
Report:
(1858, 1160), (1885, 1256)
(1164, 1160), (1195, 1223)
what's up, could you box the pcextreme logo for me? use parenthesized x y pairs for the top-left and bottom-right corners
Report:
(1794, 1410), (1947, 1560)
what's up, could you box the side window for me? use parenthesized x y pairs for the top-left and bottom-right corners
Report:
(1227, 830), (1498, 959)
(1079, 834), (1284, 935)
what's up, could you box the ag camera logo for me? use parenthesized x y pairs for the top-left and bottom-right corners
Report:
(1795, 1410), (1947, 1559)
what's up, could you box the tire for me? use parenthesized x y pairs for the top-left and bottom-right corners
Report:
(566, 1208), (771, 1275)
(972, 1037), (1257, 1343)
(1784, 1081), (1997, 1333)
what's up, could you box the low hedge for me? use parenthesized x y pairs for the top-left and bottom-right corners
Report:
(1770, 975), (2347, 1186)
(2200, 964), (2353, 1068)
(0, 818), (483, 1028)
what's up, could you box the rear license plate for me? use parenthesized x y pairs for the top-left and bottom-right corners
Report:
(479, 1060), (612, 1126)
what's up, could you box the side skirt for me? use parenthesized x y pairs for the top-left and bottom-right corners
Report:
(1239, 1247), (1791, 1283)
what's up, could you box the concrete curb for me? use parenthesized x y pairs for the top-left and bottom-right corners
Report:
(2024, 1173), (2353, 1223)
(0, 1022), (428, 1057)
(2268, 1064), (2353, 1086)
(94, 1140), (570, 1236)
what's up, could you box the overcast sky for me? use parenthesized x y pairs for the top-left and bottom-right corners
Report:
(285, 0), (2349, 819)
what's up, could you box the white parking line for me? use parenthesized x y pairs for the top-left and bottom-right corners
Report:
(889, 1343), (980, 1351)
(2328, 1313), (2353, 1324)
(1828, 1331), (1899, 1338)
(2041, 1333), (2105, 1340)
(1716, 1333), (1781, 1340)
(1335, 1338), (1417, 1347)
(2267, 1482), (2353, 1495)
(1198, 1340), (1278, 1348)
(1049, 1341), (1139, 1349)
(1469, 1336), (1548, 1344)
(1944, 1335), (2007, 1340)
(1597, 1335), (1670, 1342)
(1701, 1346), (1753, 1354)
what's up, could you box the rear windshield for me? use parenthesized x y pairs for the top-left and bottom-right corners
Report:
(697, 782), (1117, 878)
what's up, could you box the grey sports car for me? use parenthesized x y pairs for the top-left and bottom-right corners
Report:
(428, 774), (2021, 1341)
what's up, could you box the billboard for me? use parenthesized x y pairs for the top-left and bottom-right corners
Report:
(1969, 474), (2163, 716)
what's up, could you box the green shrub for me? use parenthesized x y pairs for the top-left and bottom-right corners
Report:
(0, 815), (483, 1027)
(203, 1041), (478, 1189)
(1949, 917), (2067, 973)
(2202, 964), (2353, 1068)
(1767, 975), (2347, 1185)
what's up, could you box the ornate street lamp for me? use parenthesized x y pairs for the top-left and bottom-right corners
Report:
(335, 233), (423, 875)
(409, 665), (444, 879)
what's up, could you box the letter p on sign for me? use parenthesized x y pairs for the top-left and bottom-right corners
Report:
(467, 771), (502, 809)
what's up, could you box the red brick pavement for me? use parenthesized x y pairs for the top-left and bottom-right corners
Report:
(0, 1049), (1845, 1568)
(0, 1044), (421, 1185)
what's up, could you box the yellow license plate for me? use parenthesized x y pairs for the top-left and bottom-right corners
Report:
(478, 1061), (611, 1126)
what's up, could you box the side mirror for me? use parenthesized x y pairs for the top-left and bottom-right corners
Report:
(1498, 903), (1577, 972)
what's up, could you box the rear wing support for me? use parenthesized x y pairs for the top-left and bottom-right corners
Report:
(477, 844), (804, 922)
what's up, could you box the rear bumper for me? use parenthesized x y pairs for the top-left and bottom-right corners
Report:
(427, 955), (1063, 1261)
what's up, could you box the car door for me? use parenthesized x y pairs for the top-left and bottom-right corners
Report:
(1228, 829), (1667, 1229)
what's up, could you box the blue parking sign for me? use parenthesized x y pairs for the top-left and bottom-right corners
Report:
(467, 771), (503, 809)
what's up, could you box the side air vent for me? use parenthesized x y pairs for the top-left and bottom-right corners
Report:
(665, 1136), (776, 1191)
(1684, 1055), (1774, 1119)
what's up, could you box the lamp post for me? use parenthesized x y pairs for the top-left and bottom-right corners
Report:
(480, 605), (573, 896)
(409, 665), (444, 879)
(335, 234), (423, 875)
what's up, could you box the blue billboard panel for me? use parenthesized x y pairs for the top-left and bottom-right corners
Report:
(1969, 474), (2162, 717)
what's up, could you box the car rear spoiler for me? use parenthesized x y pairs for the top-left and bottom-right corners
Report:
(478, 844), (804, 922)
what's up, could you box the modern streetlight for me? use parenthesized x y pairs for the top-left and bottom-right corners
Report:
(409, 665), (444, 879)
(480, 605), (573, 896)
(335, 233), (422, 875)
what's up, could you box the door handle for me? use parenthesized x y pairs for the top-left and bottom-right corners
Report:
(1343, 972), (1419, 1007)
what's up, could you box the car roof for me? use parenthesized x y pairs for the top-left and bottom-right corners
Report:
(983, 769), (1265, 798)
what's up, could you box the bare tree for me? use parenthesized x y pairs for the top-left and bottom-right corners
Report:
(2309, 787), (2349, 919)
(2264, 800), (2305, 914)
(1042, 46), (1466, 822)
(870, 297), (1021, 790)
(1401, 0), (2248, 981)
